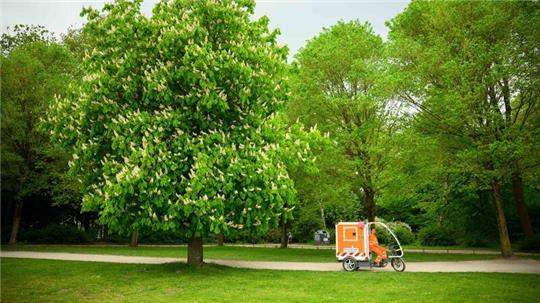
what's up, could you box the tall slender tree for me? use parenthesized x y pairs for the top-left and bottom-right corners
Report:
(289, 20), (392, 222)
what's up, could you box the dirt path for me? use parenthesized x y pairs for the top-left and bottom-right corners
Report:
(2, 251), (539, 274)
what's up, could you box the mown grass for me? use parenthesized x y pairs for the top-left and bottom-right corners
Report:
(1, 258), (539, 303)
(402, 244), (500, 250)
(0, 244), (512, 262)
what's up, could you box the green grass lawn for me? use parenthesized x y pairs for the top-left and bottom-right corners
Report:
(402, 244), (500, 250)
(1, 244), (514, 262)
(298, 243), (504, 251)
(1, 258), (539, 303)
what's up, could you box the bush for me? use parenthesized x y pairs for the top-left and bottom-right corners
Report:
(264, 228), (283, 243)
(21, 224), (92, 244)
(139, 230), (189, 244)
(1, 228), (12, 243)
(374, 221), (415, 245)
(417, 224), (456, 246)
(225, 229), (265, 244)
(386, 222), (415, 245)
(520, 234), (540, 252)
(98, 232), (129, 244)
(458, 235), (491, 248)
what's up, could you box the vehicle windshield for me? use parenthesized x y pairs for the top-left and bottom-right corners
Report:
(371, 224), (395, 246)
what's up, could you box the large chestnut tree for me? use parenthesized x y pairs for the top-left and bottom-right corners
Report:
(47, 0), (322, 265)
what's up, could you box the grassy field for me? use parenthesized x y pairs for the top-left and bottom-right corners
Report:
(2, 258), (539, 303)
(0, 244), (515, 262)
(402, 244), (501, 250)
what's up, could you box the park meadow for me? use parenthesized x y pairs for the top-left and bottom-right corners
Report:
(1, 0), (539, 302)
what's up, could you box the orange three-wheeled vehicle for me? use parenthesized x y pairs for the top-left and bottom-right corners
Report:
(336, 221), (406, 272)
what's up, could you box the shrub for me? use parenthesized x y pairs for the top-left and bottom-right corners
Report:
(226, 229), (264, 244)
(99, 232), (129, 244)
(21, 224), (92, 244)
(520, 234), (540, 252)
(417, 224), (456, 246)
(292, 219), (322, 243)
(139, 230), (189, 244)
(386, 222), (415, 245)
(458, 235), (491, 248)
(1, 228), (12, 243)
(374, 221), (415, 245)
(264, 228), (283, 243)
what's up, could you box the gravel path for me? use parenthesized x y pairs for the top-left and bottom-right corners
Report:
(2, 251), (539, 274)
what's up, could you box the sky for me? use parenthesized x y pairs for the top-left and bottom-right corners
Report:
(1, 0), (409, 59)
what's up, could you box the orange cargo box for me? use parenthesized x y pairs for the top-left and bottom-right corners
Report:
(335, 222), (368, 261)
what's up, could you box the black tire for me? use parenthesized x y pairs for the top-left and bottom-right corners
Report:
(342, 256), (358, 272)
(391, 258), (406, 272)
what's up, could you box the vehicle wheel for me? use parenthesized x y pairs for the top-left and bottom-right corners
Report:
(342, 256), (358, 272)
(391, 258), (406, 272)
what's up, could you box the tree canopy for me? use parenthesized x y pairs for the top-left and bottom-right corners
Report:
(2, 0), (539, 256)
(46, 0), (323, 264)
(386, 0), (540, 256)
(1, 25), (81, 244)
(287, 20), (392, 223)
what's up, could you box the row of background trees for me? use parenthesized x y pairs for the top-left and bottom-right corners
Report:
(1, 1), (539, 257)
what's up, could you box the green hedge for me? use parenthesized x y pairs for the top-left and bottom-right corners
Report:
(21, 224), (93, 244)
(387, 222), (415, 244)
(375, 221), (415, 245)
(520, 234), (540, 252)
(417, 225), (456, 246)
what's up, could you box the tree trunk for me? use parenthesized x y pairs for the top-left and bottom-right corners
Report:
(129, 231), (139, 247)
(280, 221), (288, 248)
(364, 187), (375, 222)
(187, 236), (204, 266)
(3, 199), (14, 232)
(82, 214), (91, 232)
(217, 232), (224, 246)
(320, 207), (327, 230)
(439, 173), (449, 225)
(511, 172), (534, 239)
(492, 179), (513, 258)
(101, 225), (109, 241)
(9, 200), (23, 245)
